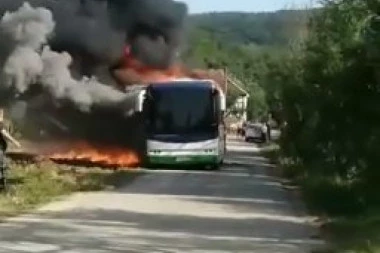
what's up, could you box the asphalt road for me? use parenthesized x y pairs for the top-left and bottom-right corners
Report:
(0, 137), (324, 253)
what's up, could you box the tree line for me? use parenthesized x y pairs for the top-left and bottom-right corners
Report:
(185, 0), (380, 215)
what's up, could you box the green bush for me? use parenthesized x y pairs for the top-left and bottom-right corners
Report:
(258, 0), (380, 216)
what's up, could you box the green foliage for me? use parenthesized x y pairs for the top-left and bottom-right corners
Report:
(188, 10), (310, 46)
(187, 6), (380, 211)
(246, 81), (268, 120)
(256, 0), (380, 218)
(324, 210), (380, 252)
(0, 161), (76, 215)
(187, 3), (380, 216)
(188, 5), (380, 250)
(183, 30), (274, 118)
(183, 10), (311, 119)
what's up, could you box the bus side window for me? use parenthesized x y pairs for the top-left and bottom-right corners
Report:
(143, 93), (152, 126)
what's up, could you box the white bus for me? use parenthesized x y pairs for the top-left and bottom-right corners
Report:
(135, 79), (226, 169)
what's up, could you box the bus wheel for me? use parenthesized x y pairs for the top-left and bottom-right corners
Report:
(207, 163), (221, 171)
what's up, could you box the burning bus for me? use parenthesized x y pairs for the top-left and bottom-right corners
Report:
(134, 78), (226, 169)
(0, 1), (229, 169)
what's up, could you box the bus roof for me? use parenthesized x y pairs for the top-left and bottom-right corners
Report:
(148, 79), (216, 90)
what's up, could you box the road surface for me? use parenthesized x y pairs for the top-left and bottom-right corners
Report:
(0, 137), (324, 252)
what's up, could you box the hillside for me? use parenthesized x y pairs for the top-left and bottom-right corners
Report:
(187, 9), (312, 46)
(182, 9), (313, 112)
(182, 9), (313, 74)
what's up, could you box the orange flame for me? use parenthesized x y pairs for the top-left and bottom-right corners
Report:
(113, 46), (185, 85)
(46, 141), (140, 168)
(112, 46), (227, 92)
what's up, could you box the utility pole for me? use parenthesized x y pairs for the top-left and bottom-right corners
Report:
(224, 66), (228, 97)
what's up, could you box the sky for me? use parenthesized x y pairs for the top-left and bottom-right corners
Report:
(181, 0), (318, 13)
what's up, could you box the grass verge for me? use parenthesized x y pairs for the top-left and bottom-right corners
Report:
(321, 211), (380, 253)
(0, 160), (141, 218)
(259, 142), (280, 161)
(260, 146), (380, 253)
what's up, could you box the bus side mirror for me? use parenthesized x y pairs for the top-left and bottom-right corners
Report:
(219, 93), (226, 111)
(135, 90), (146, 112)
(212, 88), (226, 110)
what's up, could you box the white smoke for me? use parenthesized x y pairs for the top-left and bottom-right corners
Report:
(0, 2), (129, 112)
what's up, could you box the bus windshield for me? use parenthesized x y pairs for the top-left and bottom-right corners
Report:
(147, 85), (216, 135)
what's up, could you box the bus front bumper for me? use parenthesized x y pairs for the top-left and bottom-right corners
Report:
(147, 154), (219, 165)
(146, 138), (222, 166)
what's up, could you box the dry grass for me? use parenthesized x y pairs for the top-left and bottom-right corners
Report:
(0, 160), (141, 218)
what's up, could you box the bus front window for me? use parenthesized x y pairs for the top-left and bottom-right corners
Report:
(149, 87), (215, 135)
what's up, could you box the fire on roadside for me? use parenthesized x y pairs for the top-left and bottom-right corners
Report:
(39, 46), (226, 168)
(43, 141), (140, 168)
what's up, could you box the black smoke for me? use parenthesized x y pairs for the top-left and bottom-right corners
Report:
(0, 0), (188, 162)
(0, 0), (188, 82)
(113, 0), (187, 68)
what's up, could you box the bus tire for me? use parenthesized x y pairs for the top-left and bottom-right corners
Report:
(207, 163), (221, 171)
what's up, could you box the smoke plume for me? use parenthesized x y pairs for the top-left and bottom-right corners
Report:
(0, 2), (131, 112)
(0, 0), (188, 108)
(0, 0), (188, 75)
(0, 0), (188, 156)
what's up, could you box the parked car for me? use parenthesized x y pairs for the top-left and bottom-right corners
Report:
(244, 123), (267, 143)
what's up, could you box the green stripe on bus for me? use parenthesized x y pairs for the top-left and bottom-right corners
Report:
(148, 155), (219, 165)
